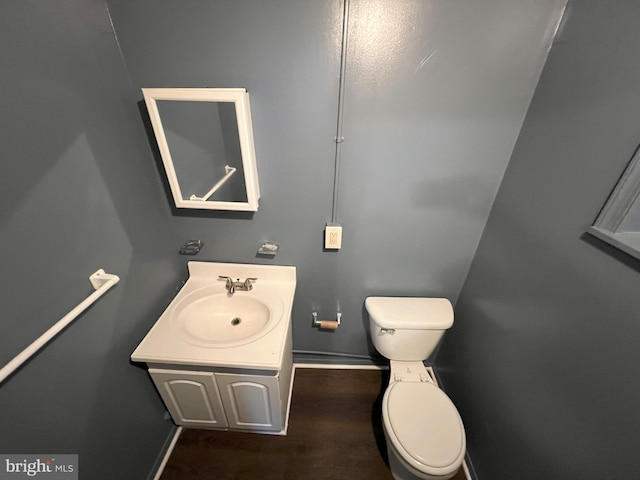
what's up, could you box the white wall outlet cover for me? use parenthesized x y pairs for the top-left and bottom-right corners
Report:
(325, 225), (342, 249)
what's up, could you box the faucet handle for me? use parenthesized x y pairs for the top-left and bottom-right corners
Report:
(218, 276), (235, 294)
(243, 277), (258, 289)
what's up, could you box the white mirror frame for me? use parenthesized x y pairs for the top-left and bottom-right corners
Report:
(588, 145), (640, 260)
(142, 88), (260, 211)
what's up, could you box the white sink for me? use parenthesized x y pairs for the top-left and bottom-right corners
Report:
(131, 261), (296, 369)
(172, 288), (283, 347)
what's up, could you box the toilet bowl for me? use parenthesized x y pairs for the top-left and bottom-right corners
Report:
(383, 361), (465, 479)
(365, 297), (466, 480)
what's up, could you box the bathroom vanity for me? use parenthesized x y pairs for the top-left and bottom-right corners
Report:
(131, 262), (296, 435)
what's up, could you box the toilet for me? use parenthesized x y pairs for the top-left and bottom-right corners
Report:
(365, 296), (466, 480)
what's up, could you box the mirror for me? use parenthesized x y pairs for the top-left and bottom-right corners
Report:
(142, 88), (260, 211)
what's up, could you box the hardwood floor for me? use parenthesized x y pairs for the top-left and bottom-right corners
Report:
(160, 368), (467, 480)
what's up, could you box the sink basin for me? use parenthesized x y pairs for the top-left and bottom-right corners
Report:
(178, 294), (269, 343)
(171, 286), (284, 348)
(131, 261), (296, 368)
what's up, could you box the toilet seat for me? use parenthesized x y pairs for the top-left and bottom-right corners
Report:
(383, 381), (465, 477)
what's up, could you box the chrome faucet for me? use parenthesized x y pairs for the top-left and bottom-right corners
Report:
(218, 276), (258, 294)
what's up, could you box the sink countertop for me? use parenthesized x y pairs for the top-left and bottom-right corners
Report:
(131, 261), (296, 370)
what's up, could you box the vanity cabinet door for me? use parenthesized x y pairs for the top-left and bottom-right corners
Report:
(149, 369), (228, 428)
(215, 372), (283, 431)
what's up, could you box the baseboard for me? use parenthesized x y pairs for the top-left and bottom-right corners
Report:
(430, 365), (475, 480)
(151, 426), (182, 480)
(461, 460), (474, 480)
(292, 350), (386, 367)
(294, 362), (386, 370)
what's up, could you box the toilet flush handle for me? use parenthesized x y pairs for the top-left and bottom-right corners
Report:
(380, 328), (395, 335)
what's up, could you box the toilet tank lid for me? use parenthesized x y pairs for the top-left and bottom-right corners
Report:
(365, 297), (453, 329)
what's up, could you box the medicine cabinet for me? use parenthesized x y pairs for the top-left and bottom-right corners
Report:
(142, 88), (260, 211)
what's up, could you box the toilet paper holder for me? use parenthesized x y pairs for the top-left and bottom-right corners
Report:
(312, 311), (341, 329)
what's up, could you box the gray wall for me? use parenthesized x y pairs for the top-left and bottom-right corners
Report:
(437, 1), (640, 478)
(0, 0), (576, 478)
(107, 0), (564, 359)
(0, 1), (180, 478)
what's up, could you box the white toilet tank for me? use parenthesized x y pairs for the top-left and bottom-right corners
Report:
(365, 297), (454, 361)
